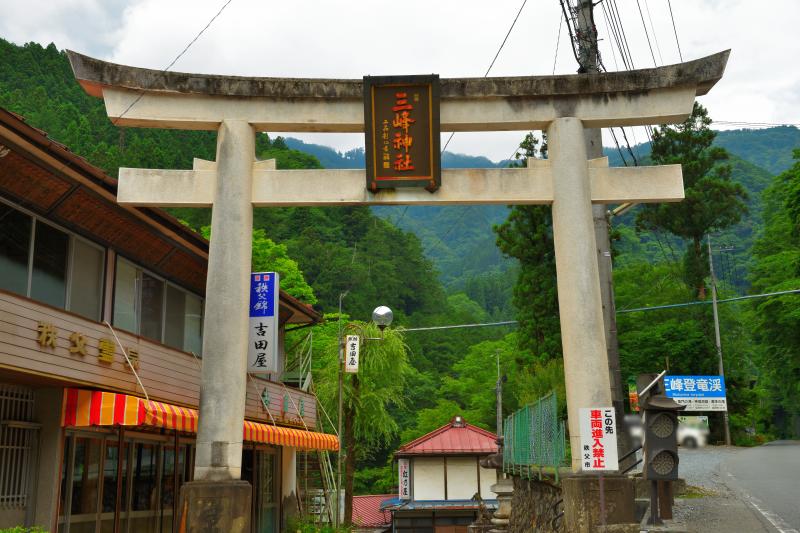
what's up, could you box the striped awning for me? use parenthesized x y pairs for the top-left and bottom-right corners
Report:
(244, 420), (339, 451)
(61, 388), (338, 451)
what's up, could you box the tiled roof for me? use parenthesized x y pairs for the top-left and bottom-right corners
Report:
(352, 494), (394, 528)
(388, 499), (499, 511)
(396, 416), (499, 456)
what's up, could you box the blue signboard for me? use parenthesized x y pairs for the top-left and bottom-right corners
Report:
(248, 272), (279, 373)
(249, 272), (276, 318)
(664, 375), (727, 411)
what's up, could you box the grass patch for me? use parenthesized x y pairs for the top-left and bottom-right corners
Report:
(679, 485), (718, 499)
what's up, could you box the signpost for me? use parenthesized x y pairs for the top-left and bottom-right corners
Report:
(665, 375), (727, 411)
(248, 272), (279, 374)
(344, 335), (360, 374)
(398, 458), (410, 500)
(578, 407), (619, 472)
(363, 75), (441, 192)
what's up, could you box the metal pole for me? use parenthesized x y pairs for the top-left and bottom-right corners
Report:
(495, 351), (503, 438)
(707, 236), (732, 445)
(335, 292), (347, 527)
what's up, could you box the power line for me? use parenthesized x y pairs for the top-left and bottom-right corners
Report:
(643, 0), (664, 64)
(405, 320), (518, 332)
(666, 0), (683, 62)
(112, 0), (235, 126)
(617, 288), (800, 314)
(553, 9), (564, 75)
(443, 0), (529, 155)
(404, 287), (800, 330)
(635, 0), (658, 67)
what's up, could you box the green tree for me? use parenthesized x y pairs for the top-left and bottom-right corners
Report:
(494, 133), (560, 356)
(313, 321), (411, 525)
(199, 226), (316, 303)
(749, 150), (800, 437)
(636, 102), (748, 297)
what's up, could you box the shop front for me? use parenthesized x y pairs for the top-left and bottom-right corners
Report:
(0, 107), (337, 532)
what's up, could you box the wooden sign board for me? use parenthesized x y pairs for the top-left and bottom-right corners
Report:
(364, 75), (441, 192)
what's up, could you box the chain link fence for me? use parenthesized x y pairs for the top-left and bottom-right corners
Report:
(503, 392), (567, 481)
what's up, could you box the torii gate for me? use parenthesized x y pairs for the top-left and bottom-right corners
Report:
(68, 49), (728, 521)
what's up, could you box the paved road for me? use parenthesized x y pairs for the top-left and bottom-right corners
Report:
(721, 440), (800, 532)
(674, 446), (773, 532)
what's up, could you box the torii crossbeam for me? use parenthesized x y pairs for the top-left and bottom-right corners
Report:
(68, 51), (729, 486)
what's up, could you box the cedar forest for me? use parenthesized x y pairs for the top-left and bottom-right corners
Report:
(2, 39), (800, 494)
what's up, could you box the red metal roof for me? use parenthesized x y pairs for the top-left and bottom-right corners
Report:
(352, 494), (393, 528)
(396, 416), (499, 456)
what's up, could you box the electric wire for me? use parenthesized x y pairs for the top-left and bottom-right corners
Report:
(112, 0), (235, 126)
(635, 0), (658, 67)
(643, 0), (664, 64)
(442, 0), (530, 155)
(666, 0), (683, 62)
(553, 9), (564, 75)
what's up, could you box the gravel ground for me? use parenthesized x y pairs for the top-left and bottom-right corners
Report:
(669, 446), (774, 532)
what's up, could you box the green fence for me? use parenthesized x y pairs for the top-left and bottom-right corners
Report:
(503, 392), (567, 480)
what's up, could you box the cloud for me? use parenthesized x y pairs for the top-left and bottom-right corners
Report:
(2, 0), (799, 160)
(0, 0), (128, 56)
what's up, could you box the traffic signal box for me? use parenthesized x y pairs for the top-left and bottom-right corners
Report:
(637, 374), (686, 481)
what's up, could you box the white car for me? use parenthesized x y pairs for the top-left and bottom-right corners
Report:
(624, 414), (710, 448)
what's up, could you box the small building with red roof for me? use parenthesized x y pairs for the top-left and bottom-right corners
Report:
(386, 415), (500, 533)
(352, 494), (393, 533)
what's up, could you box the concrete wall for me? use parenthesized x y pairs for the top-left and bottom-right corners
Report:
(32, 387), (64, 531)
(479, 467), (497, 498)
(446, 457), (478, 500)
(412, 457), (444, 500)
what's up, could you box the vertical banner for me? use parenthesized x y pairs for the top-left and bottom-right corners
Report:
(248, 272), (279, 373)
(398, 458), (410, 500)
(579, 407), (619, 472)
(344, 335), (360, 374)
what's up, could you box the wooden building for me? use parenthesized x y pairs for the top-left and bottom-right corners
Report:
(0, 107), (336, 532)
(388, 416), (499, 533)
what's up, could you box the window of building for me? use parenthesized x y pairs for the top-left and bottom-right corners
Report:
(113, 257), (203, 353)
(0, 200), (105, 321)
(60, 433), (195, 533)
(0, 383), (36, 512)
(0, 203), (32, 296)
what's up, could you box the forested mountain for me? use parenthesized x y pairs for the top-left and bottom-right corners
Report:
(2, 37), (799, 485)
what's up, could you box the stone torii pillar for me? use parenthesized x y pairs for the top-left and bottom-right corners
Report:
(67, 49), (728, 527)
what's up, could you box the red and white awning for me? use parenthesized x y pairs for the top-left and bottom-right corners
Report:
(61, 388), (338, 451)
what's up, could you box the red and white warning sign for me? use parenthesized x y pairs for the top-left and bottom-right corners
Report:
(579, 407), (619, 471)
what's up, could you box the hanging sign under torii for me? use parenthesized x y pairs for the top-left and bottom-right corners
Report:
(67, 49), (729, 475)
(363, 75), (441, 192)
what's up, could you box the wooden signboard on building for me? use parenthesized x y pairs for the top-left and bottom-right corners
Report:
(363, 75), (441, 192)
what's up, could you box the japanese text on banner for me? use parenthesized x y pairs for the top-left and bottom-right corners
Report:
(579, 407), (619, 471)
(248, 272), (279, 373)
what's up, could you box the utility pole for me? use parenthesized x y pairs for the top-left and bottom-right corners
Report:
(335, 291), (347, 527)
(575, 0), (632, 462)
(495, 351), (505, 438)
(707, 235), (732, 445)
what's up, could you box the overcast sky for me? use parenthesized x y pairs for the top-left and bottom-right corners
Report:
(1, 0), (798, 161)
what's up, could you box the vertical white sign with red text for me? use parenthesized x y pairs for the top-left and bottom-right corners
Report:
(398, 458), (410, 500)
(345, 335), (360, 374)
(579, 407), (619, 471)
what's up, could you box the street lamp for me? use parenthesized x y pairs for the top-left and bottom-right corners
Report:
(371, 305), (394, 331)
(336, 304), (393, 527)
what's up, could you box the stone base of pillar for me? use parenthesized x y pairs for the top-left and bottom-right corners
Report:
(178, 479), (252, 533)
(562, 474), (635, 533)
(489, 477), (513, 532)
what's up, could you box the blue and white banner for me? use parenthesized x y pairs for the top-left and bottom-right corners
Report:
(665, 375), (727, 412)
(248, 272), (279, 374)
